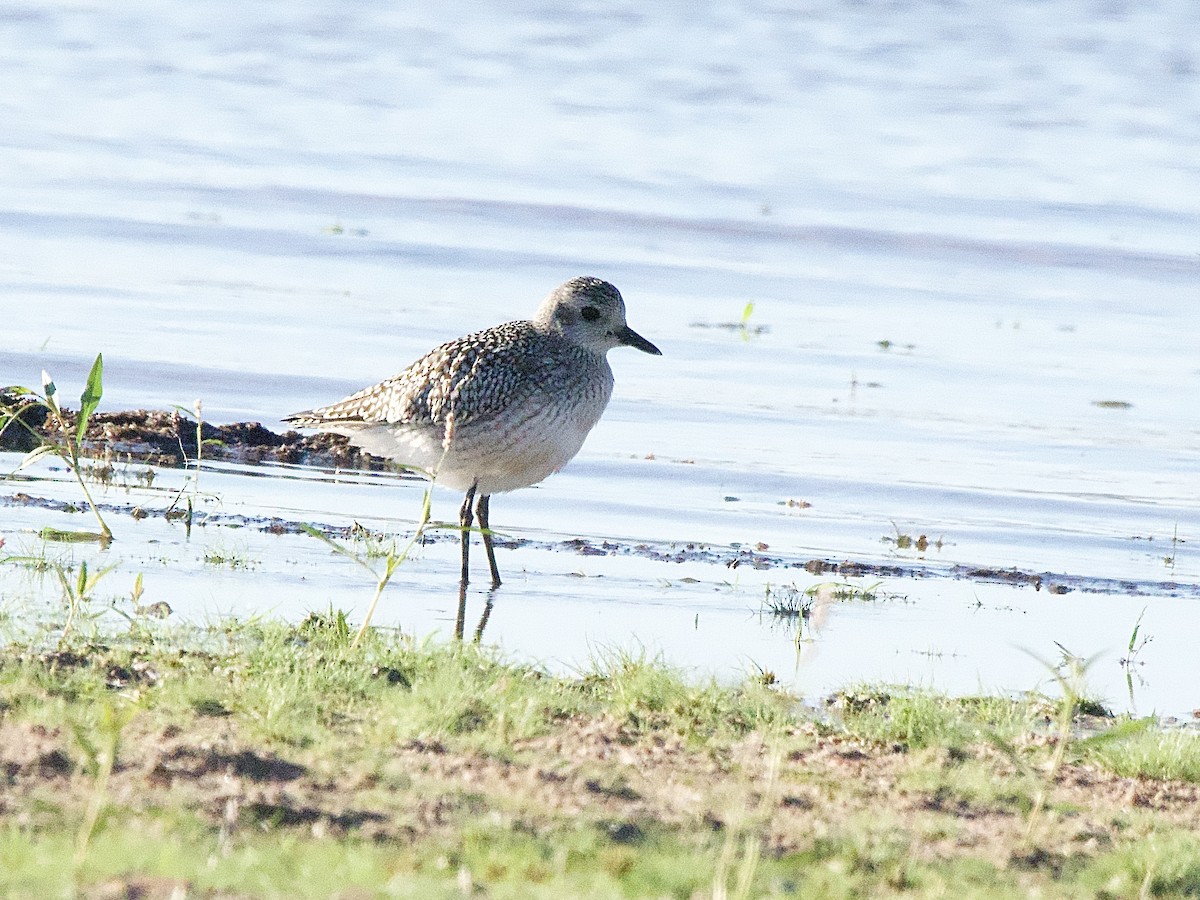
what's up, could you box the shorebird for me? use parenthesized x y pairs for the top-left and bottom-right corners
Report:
(284, 276), (661, 594)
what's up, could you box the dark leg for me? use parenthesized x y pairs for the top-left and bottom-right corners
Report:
(475, 493), (502, 588)
(454, 484), (478, 641)
(459, 483), (478, 589)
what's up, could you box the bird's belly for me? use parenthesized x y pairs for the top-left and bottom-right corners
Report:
(342, 399), (602, 495)
(442, 405), (596, 494)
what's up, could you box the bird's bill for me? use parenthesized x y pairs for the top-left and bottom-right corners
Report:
(618, 325), (662, 355)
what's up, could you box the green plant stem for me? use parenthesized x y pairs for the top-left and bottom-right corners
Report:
(73, 743), (114, 870)
(300, 488), (434, 650)
(351, 488), (433, 648)
(72, 702), (128, 874)
(62, 433), (113, 544)
(56, 567), (81, 645)
(353, 556), (403, 649)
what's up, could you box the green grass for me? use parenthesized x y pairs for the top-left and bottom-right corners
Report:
(831, 686), (1040, 751)
(1, 618), (1200, 898)
(1079, 720), (1200, 782)
(202, 544), (258, 569)
(580, 646), (789, 744)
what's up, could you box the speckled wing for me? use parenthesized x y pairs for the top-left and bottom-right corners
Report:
(285, 321), (548, 430)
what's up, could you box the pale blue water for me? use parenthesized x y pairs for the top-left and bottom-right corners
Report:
(2, 1), (1198, 715)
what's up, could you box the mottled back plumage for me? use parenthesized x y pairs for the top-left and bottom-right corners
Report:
(289, 321), (596, 431)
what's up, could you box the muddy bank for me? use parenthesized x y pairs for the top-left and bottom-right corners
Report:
(0, 399), (388, 471)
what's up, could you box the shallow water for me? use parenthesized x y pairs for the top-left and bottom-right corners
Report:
(2, 1), (1198, 715)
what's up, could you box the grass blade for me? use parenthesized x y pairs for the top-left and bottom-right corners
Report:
(299, 524), (377, 577)
(76, 353), (104, 444)
(16, 444), (58, 472)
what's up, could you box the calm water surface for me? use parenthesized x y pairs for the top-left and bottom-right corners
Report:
(2, 1), (1198, 714)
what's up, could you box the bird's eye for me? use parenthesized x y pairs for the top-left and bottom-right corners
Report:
(580, 306), (601, 322)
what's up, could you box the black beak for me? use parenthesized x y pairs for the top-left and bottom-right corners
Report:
(617, 325), (662, 356)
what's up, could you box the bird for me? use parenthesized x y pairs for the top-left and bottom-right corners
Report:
(283, 276), (661, 595)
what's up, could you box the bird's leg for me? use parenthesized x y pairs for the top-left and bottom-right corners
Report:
(454, 484), (478, 641)
(475, 493), (502, 588)
(459, 483), (478, 589)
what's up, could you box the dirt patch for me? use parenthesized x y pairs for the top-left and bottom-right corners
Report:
(89, 876), (191, 900)
(0, 722), (75, 781)
(148, 746), (307, 785)
(5, 712), (1198, 871)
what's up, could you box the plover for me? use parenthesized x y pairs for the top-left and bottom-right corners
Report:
(284, 276), (661, 592)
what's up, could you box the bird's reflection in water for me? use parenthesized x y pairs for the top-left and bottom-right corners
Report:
(455, 583), (498, 644)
